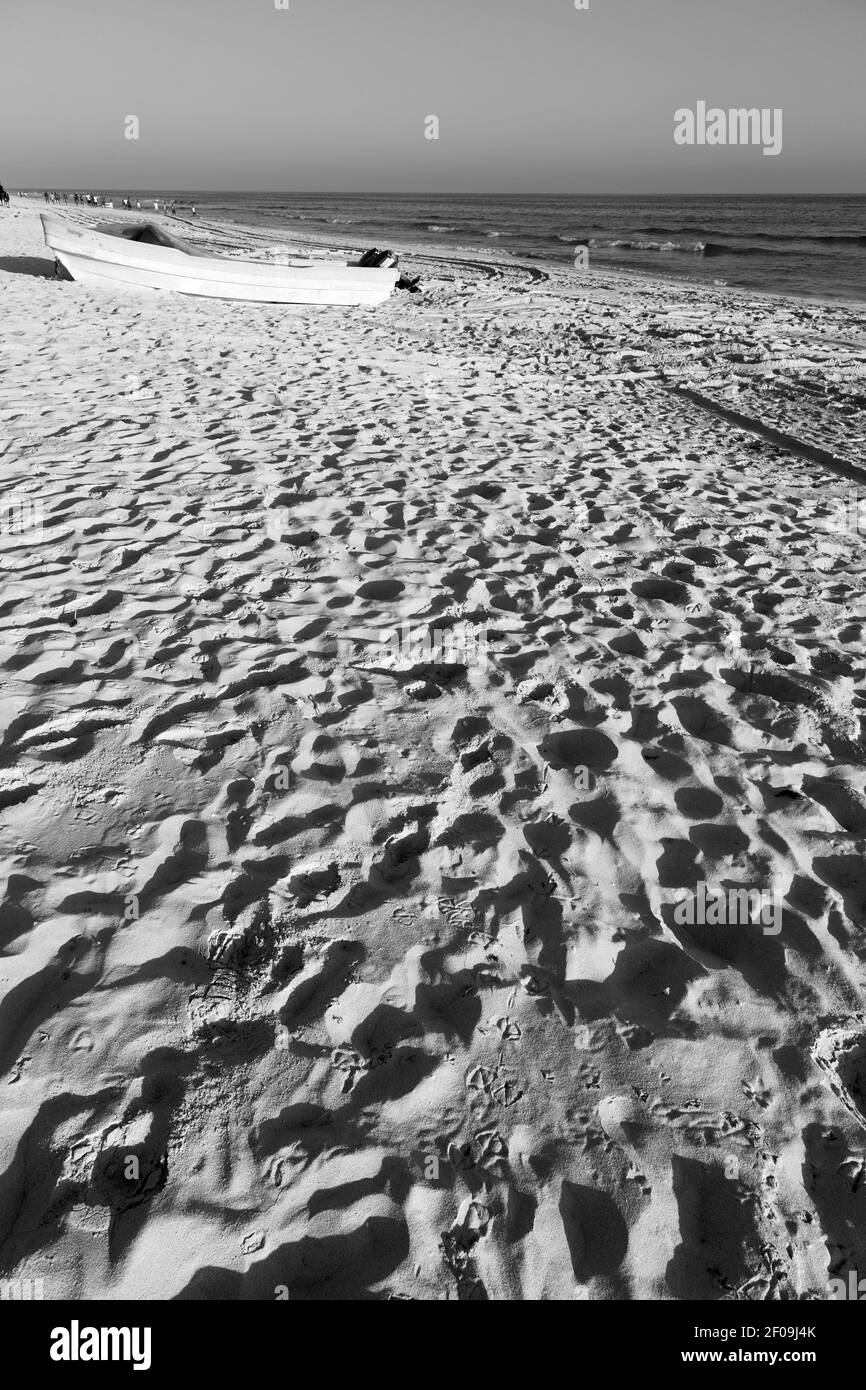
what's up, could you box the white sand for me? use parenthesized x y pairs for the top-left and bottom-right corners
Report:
(1, 200), (866, 1300)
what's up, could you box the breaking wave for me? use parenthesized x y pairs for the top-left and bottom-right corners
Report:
(636, 225), (866, 246)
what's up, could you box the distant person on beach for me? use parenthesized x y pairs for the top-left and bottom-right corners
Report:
(191, 205), (196, 216)
(0, 186), (8, 207)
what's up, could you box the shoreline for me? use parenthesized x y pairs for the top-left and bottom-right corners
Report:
(15, 195), (866, 312)
(173, 209), (866, 313)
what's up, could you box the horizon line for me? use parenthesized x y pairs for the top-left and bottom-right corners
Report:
(12, 188), (866, 199)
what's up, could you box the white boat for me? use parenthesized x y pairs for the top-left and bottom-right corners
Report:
(40, 214), (400, 306)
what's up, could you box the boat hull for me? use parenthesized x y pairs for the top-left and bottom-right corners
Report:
(41, 215), (399, 306)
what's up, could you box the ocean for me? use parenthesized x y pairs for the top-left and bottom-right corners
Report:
(38, 192), (866, 301)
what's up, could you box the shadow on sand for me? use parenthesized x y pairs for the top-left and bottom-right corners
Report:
(0, 255), (59, 278)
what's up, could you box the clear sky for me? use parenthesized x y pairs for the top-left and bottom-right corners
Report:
(1, 0), (863, 193)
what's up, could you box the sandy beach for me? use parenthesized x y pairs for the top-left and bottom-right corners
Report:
(2, 197), (866, 1301)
